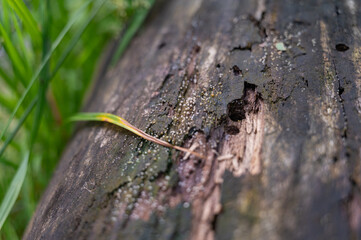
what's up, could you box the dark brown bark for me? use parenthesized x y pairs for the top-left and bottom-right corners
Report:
(25, 0), (361, 239)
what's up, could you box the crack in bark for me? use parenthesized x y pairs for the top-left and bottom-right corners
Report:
(332, 59), (348, 140)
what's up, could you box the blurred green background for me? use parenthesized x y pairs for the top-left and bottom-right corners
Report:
(0, 0), (153, 238)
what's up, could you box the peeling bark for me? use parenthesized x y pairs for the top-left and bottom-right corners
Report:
(25, 0), (361, 239)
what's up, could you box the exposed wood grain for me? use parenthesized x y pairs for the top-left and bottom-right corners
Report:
(25, 0), (361, 239)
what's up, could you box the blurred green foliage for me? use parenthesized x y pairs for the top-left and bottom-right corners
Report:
(0, 0), (153, 238)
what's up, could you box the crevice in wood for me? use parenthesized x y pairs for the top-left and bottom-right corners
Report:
(332, 59), (348, 140)
(248, 13), (267, 39)
(231, 45), (253, 52)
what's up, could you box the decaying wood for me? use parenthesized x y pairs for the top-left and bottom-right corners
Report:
(25, 0), (361, 239)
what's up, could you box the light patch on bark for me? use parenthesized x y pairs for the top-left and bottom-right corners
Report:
(203, 46), (217, 74)
(319, 20), (340, 130)
(254, 0), (266, 21)
(346, 0), (356, 15)
(219, 105), (264, 176)
(345, 0), (361, 38)
(352, 47), (361, 117)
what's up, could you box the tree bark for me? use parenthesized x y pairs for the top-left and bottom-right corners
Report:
(25, 0), (361, 239)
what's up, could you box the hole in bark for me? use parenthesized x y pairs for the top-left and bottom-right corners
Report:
(349, 177), (357, 186)
(261, 64), (270, 73)
(336, 43), (349, 52)
(227, 82), (262, 122)
(224, 125), (240, 135)
(231, 44), (252, 51)
(231, 65), (242, 76)
(304, 78), (309, 87)
(244, 81), (256, 91)
(184, 127), (201, 141)
(216, 63), (221, 68)
(158, 42), (166, 49)
(339, 86), (344, 95)
(193, 44), (201, 53)
(194, 159), (202, 165)
(292, 20), (311, 26)
(227, 99), (246, 121)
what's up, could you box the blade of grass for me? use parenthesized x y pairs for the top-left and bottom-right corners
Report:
(0, 21), (27, 85)
(1, 0), (11, 35)
(111, 0), (155, 65)
(0, 97), (38, 160)
(0, 0), (94, 144)
(0, 92), (17, 113)
(69, 112), (205, 159)
(0, 151), (29, 230)
(30, 0), (51, 146)
(7, 0), (41, 46)
(0, 63), (18, 94)
(1, 220), (20, 240)
(0, 157), (17, 169)
(11, 10), (32, 74)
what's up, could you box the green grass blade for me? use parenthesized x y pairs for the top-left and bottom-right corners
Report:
(0, 92), (17, 112)
(111, 0), (155, 65)
(69, 112), (204, 159)
(0, 97), (38, 159)
(68, 112), (136, 132)
(0, 67), (18, 94)
(7, 0), (41, 45)
(0, 157), (17, 169)
(0, 0), (94, 144)
(30, 0), (51, 146)
(0, 21), (27, 85)
(1, 0), (11, 33)
(0, 151), (29, 230)
(11, 10), (32, 74)
(2, 220), (20, 240)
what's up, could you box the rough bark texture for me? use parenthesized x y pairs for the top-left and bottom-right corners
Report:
(25, 0), (361, 239)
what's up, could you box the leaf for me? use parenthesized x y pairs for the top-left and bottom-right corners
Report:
(0, 21), (27, 85)
(0, 151), (29, 230)
(11, 9), (32, 74)
(0, 97), (38, 159)
(0, 91), (17, 112)
(7, 0), (42, 46)
(69, 112), (204, 159)
(0, 66), (17, 93)
(30, 0), (51, 147)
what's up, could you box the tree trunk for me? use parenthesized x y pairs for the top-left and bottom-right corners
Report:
(25, 0), (361, 239)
